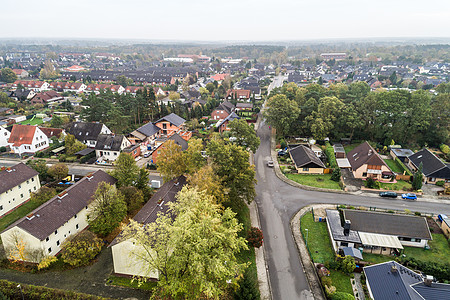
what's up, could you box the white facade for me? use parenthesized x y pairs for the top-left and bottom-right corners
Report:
(0, 174), (40, 217)
(9, 127), (50, 155)
(95, 136), (131, 162)
(111, 240), (159, 278)
(0, 127), (10, 147)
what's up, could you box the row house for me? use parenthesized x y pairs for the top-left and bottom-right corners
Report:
(13, 81), (50, 92)
(48, 82), (86, 94)
(85, 84), (125, 95)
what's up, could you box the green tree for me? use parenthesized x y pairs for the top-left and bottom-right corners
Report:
(228, 119), (260, 152)
(26, 159), (48, 181)
(48, 163), (68, 181)
(0, 68), (18, 83)
(111, 152), (140, 187)
(156, 140), (186, 182)
(412, 163), (424, 190)
(263, 94), (300, 136)
(207, 138), (256, 204)
(187, 165), (227, 203)
(30, 187), (57, 206)
(50, 115), (64, 128)
(39, 60), (59, 80)
(87, 182), (127, 236)
(121, 186), (248, 300)
(341, 255), (356, 274)
(64, 134), (86, 156)
(115, 75), (133, 87)
(119, 186), (144, 213)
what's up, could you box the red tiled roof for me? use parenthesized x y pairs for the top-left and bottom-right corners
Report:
(8, 124), (37, 147)
(211, 74), (229, 81)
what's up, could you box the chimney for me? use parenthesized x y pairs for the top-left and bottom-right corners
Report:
(424, 275), (433, 287)
(391, 264), (398, 273)
(343, 220), (351, 236)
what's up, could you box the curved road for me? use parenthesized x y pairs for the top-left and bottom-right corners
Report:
(254, 120), (450, 300)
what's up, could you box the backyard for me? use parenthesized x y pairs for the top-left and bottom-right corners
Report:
(19, 117), (44, 126)
(300, 212), (335, 264)
(384, 159), (404, 173)
(402, 233), (450, 264)
(378, 180), (412, 191)
(286, 173), (341, 190)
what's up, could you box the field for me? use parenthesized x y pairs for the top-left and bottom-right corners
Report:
(286, 173), (341, 190)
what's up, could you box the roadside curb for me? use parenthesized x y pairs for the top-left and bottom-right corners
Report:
(290, 205), (328, 300)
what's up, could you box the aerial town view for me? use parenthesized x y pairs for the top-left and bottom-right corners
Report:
(0, 1), (449, 300)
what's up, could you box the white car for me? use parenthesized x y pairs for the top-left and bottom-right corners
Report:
(143, 152), (151, 158)
(267, 160), (274, 167)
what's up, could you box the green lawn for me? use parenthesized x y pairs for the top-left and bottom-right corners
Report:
(0, 200), (43, 234)
(362, 253), (394, 264)
(384, 159), (403, 173)
(329, 270), (353, 295)
(286, 173), (341, 190)
(403, 233), (450, 264)
(19, 117), (44, 126)
(300, 212), (335, 264)
(379, 180), (412, 191)
(107, 276), (157, 291)
(344, 144), (359, 154)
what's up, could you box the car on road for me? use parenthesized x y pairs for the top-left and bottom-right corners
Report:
(401, 193), (417, 200)
(143, 152), (151, 158)
(267, 160), (274, 168)
(379, 191), (397, 198)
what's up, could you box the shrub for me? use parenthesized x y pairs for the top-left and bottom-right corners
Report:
(60, 231), (102, 267)
(0, 147), (7, 152)
(440, 144), (450, 155)
(325, 285), (336, 297)
(325, 142), (338, 168)
(365, 177), (375, 188)
(340, 255), (356, 274)
(233, 268), (260, 300)
(30, 187), (57, 206)
(331, 168), (341, 182)
(321, 276), (332, 287)
(247, 227), (263, 248)
(37, 256), (57, 270)
(414, 211), (421, 216)
(400, 257), (450, 281)
(331, 292), (355, 300)
(436, 181), (445, 187)
(280, 139), (287, 149)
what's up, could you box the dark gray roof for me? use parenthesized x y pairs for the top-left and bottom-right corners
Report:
(326, 210), (361, 243)
(427, 165), (450, 180)
(217, 112), (240, 128)
(364, 261), (423, 300)
(215, 101), (235, 115)
(169, 133), (188, 151)
(4, 170), (116, 240)
(156, 113), (185, 127)
(74, 148), (95, 156)
(0, 163), (39, 195)
(95, 134), (126, 152)
(347, 141), (389, 171)
(134, 176), (186, 224)
(136, 122), (160, 137)
(343, 209), (432, 240)
(391, 148), (414, 158)
(408, 149), (448, 177)
(342, 247), (363, 260)
(289, 145), (326, 169)
(412, 282), (450, 300)
(66, 122), (105, 141)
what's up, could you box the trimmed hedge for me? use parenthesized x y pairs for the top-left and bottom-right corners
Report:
(394, 157), (413, 176)
(0, 280), (111, 300)
(400, 257), (450, 281)
(325, 142), (338, 169)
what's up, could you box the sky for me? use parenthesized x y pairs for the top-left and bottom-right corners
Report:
(1, 0), (449, 42)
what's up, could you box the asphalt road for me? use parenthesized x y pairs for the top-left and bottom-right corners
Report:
(254, 120), (450, 300)
(268, 74), (286, 94)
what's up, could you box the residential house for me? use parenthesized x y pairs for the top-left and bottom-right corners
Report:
(8, 125), (49, 155)
(12, 69), (29, 78)
(13, 81), (49, 92)
(122, 144), (141, 159)
(236, 103), (253, 111)
(0, 108), (14, 116)
(390, 148), (414, 163)
(364, 261), (450, 300)
(95, 134), (131, 163)
(9, 89), (35, 101)
(216, 112), (240, 133)
(155, 113), (186, 137)
(151, 133), (188, 163)
(0, 126), (11, 147)
(211, 101), (235, 121)
(0, 170), (116, 262)
(226, 89), (251, 101)
(406, 148), (450, 184)
(0, 163), (40, 217)
(289, 145), (326, 174)
(31, 90), (63, 105)
(38, 127), (65, 142)
(347, 141), (392, 180)
(129, 122), (161, 145)
(210, 73), (229, 81)
(66, 122), (112, 148)
(110, 176), (187, 278)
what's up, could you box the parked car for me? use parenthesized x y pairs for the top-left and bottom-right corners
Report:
(277, 150), (288, 156)
(379, 191), (397, 198)
(401, 193), (417, 200)
(267, 160), (274, 168)
(143, 152), (151, 158)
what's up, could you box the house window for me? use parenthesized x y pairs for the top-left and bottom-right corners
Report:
(34, 186), (36, 191)
(18, 185), (21, 189)
(55, 230), (58, 235)
(303, 167), (309, 171)
(76, 224), (79, 229)
(0, 206), (2, 210)
(341, 242), (348, 247)
(31, 178), (34, 182)
(27, 180), (29, 184)
(362, 172), (367, 177)
(48, 248), (52, 253)
(20, 194), (23, 198)
(56, 240), (60, 246)
(29, 189), (31, 194)
(74, 214), (77, 219)
(46, 237), (49, 242)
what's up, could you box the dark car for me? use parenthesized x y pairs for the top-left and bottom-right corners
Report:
(277, 150), (288, 156)
(379, 191), (397, 198)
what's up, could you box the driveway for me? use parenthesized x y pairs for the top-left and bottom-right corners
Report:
(341, 168), (363, 192)
(254, 120), (450, 300)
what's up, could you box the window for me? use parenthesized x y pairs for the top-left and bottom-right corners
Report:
(31, 178), (34, 182)
(74, 214), (77, 219)
(27, 180), (29, 184)
(34, 186), (36, 191)
(76, 224), (79, 229)
(303, 167), (309, 171)
(48, 248), (52, 253)
(18, 185), (21, 189)
(54, 230), (58, 235)
(46, 237), (49, 242)
(0, 206), (3, 210)
(20, 194), (23, 198)
(56, 240), (60, 246)
(362, 172), (367, 177)
(341, 242), (348, 247)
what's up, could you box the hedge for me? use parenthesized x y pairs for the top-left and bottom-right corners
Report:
(394, 157), (413, 176)
(400, 257), (450, 281)
(0, 280), (111, 300)
(325, 142), (338, 169)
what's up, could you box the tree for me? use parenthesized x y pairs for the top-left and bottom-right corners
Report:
(264, 94), (300, 136)
(48, 163), (68, 181)
(115, 75), (133, 87)
(111, 152), (140, 187)
(207, 138), (256, 204)
(26, 159), (48, 181)
(87, 183), (127, 236)
(0, 68), (18, 83)
(341, 255), (356, 274)
(412, 163), (424, 190)
(120, 186), (144, 213)
(60, 231), (102, 267)
(183, 138), (205, 174)
(168, 92), (180, 101)
(121, 186), (248, 299)
(228, 119), (260, 152)
(50, 115), (64, 128)
(331, 168), (341, 182)
(187, 165), (227, 203)
(156, 140), (187, 182)
(39, 60), (59, 80)
(30, 187), (57, 206)
(64, 134), (86, 156)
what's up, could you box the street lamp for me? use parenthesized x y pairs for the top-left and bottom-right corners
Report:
(305, 228), (309, 249)
(17, 284), (24, 300)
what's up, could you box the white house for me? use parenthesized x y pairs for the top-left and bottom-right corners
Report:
(0, 170), (116, 263)
(95, 134), (131, 163)
(8, 125), (49, 155)
(66, 122), (112, 148)
(0, 126), (11, 148)
(110, 176), (186, 278)
(0, 163), (40, 217)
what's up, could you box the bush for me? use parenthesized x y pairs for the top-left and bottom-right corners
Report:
(436, 181), (445, 187)
(340, 255), (356, 274)
(0, 147), (7, 152)
(400, 257), (450, 281)
(30, 187), (57, 206)
(37, 256), (57, 270)
(365, 177), (375, 188)
(325, 142), (338, 168)
(48, 163), (69, 180)
(331, 292), (355, 300)
(233, 268), (260, 300)
(60, 231), (102, 267)
(440, 144), (450, 155)
(331, 168), (341, 182)
(280, 139), (287, 149)
(415, 211), (422, 216)
(247, 227), (263, 248)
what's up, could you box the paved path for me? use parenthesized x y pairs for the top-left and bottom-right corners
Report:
(254, 120), (450, 300)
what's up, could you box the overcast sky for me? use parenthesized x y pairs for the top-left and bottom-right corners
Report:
(1, 0), (449, 41)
